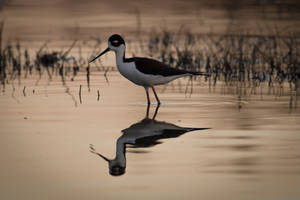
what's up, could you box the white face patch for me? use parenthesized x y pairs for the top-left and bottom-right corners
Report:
(110, 40), (120, 47)
(108, 41), (114, 49)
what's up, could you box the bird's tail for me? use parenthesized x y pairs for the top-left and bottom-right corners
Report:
(184, 127), (211, 132)
(190, 71), (211, 77)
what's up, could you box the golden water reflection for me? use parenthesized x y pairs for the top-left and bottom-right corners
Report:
(0, 74), (300, 199)
(90, 105), (210, 176)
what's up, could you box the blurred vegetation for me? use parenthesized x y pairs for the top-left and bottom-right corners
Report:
(0, 18), (299, 108)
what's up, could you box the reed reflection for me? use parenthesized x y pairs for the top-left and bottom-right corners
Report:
(90, 105), (210, 176)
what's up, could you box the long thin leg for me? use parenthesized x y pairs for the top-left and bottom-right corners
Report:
(145, 87), (150, 105)
(151, 86), (161, 105)
(152, 103), (160, 120)
(145, 103), (150, 118)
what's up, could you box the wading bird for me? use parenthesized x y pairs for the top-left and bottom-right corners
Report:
(89, 34), (208, 105)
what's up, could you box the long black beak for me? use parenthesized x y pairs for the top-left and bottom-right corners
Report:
(95, 152), (111, 163)
(91, 150), (111, 163)
(90, 144), (111, 163)
(89, 47), (110, 63)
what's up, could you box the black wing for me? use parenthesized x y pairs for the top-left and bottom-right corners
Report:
(130, 57), (189, 77)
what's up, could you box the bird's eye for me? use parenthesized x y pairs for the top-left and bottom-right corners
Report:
(111, 40), (119, 46)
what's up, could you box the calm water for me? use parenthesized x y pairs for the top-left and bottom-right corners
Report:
(1, 0), (300, 199)
(0, 72), (300, 200)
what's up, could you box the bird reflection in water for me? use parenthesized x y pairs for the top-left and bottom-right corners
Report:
(90, 105), (210, 176)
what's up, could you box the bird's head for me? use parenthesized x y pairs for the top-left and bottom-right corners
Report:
(108, 34), (125, 52)
(108, 159), (126, 176)
(89, 34), (125, 63)
(90, 145), (126, 176)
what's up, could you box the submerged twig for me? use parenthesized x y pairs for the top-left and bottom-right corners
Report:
(65, 87), (78, 107)
(104, 68), (109, 85)
(11, 85), (20, 103)
(86, 64), (90, 92)
(97, 89), (100, 101)
(23, 86), (26, 97)
(79, 84), (82, 104)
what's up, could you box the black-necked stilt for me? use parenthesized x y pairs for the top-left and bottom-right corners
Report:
(90, 105), (210, 176)
(89, 34), (208, 105)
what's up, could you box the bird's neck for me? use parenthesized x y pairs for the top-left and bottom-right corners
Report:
(114, 139), (126, 166)
(115, 45), (126, 65)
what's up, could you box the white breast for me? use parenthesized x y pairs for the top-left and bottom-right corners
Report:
(116, 61), (145, 85)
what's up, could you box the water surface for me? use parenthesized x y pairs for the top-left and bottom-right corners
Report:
(1, 0), (300, 199)
(0, 73), (300, 200)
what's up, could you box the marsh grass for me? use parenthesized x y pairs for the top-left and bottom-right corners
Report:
(141, 26), (299, 106)
(0, 20), (299, 108)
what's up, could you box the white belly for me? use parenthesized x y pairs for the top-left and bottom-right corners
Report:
(116, 62), (188, 87)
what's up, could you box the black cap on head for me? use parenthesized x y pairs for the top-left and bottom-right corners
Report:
(109, 165), (125, 176)
(109, 34), (125, 47)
